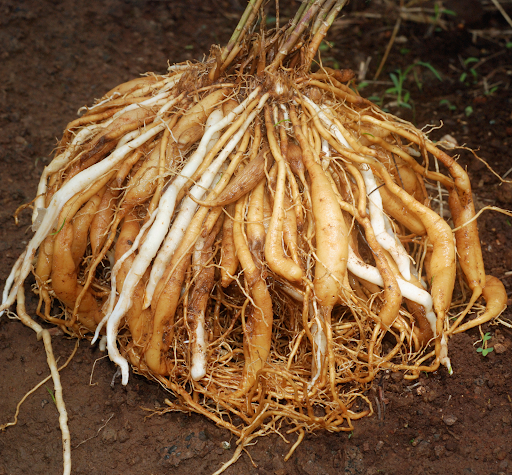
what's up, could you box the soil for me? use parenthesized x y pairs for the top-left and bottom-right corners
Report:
(1, 1), (512, 474)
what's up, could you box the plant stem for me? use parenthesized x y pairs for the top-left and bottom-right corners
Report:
(222, 0), (264, 62)
(270, 0), (328, 71)
(312, 0), (336, 35)
(306, 0), (347, 69)
(288, 0), (311, 33)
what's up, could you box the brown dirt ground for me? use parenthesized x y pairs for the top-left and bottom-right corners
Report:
(1, 1), (512, 474)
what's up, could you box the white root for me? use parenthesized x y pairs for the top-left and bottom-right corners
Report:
(99, 335), (108, 352)
(32, 124), (104, 224)
(16, 287), (71, 475)
(142, 109), (225, 308)
(309, 300), (326, 389)
(191, 319), (207, 381)
(168, 63), (189, 72)
(143, 87), (262, 308)
(275, 280), (304, 302)
(80, 73), (180, 114)
(348, 246), (451, 372)
(91, 208), (158, 345)
(0, 117), (170, 315)
(106, 93), (269, 385)
(79, 93), (120, 114)
(307, 98), (412, 281)
(321, 137), (330, 170)
(348, 247), (435, 332)
(190, 232), (207, 381)
(110, 90), (169, 120)
(301, 97), (351, 149)
(33, 83), (184, 224)
(115, 128), (141, 150)
(190, 233), (208, 381)
(360, 165), (412, 281)
(128, 73), (184, 98)
(113, 92), (187, 150)
(1, 251), (25, 317)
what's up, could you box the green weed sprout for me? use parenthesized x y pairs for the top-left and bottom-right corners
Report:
(386, 62), (442, 109)
(460, 57), (479, 84)
(476, 332), (494, 357)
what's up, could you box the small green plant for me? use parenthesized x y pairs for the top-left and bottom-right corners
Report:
(439, 99), (456, 111)
(45, 385), (56, 404)
(465, 105), (474, 117)
(476, 332), (494, 356)
(430, 4), (457, 23)
(414, 61), (442, 89)
(386, 69), (412, 109)
(357, 62), (441, 111)
(484, 85), (499, 96)
(385, 62), (442, 109)
(428, 4), (457, 32)
(460, 57), (479, 84)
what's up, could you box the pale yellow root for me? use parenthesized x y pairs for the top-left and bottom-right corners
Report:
(15, 287), (72, 475)
(452, 275), (507, 334)
(220, 203), (239, 287)
(232, 196), (273, 396)
(0, 341), (78, 431)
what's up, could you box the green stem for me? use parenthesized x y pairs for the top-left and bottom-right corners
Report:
(222, 0), (263, 62)
(288, 0), (312, 33)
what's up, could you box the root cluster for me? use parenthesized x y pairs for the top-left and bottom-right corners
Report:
(1, 0), (507, 466)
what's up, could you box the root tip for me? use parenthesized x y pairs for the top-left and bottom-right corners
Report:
(191, 364), (206, 382)
(121, 363), (130, 385)
(441, 356), (453, 375)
